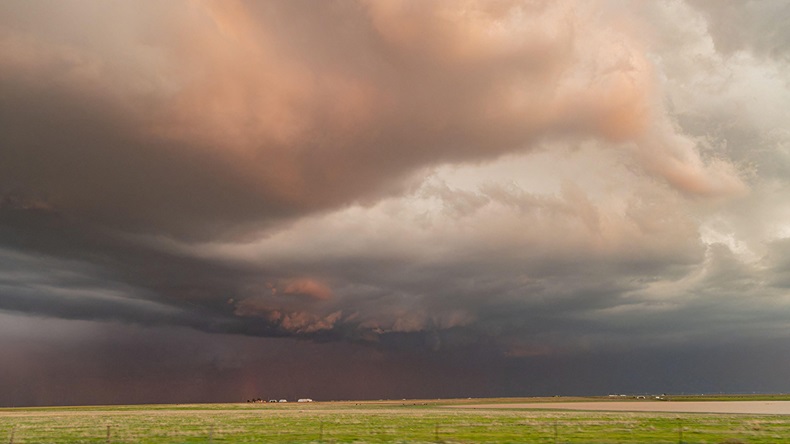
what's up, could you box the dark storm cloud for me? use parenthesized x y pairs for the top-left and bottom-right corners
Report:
(0, 160), (780, 354)
(0, 202), (287, 338)
(0, 183), (713, 353)
(0, 243), (257, 337)
(2, 0), (790, 406)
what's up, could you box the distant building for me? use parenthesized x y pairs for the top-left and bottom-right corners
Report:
(297, 398), (313, 403)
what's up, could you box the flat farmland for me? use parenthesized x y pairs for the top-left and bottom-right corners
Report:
(2, 396), (790, 443)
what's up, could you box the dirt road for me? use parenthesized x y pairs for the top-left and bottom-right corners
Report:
(459, 401), (790, 414)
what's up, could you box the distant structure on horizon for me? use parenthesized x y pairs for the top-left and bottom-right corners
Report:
(246, 397), (314, 403)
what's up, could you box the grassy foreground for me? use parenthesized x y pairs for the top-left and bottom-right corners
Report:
(2, 397), (790, 443)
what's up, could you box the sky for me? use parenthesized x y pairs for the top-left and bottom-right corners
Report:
(1, 0), (790, 407)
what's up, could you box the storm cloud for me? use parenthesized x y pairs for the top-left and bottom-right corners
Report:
(1, 0), (790, 405)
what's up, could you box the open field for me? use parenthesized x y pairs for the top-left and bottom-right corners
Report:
(2, 396), (790, 443)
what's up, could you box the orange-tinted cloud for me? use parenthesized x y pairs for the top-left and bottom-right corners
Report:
(281, 278), (333, 301)
(0, 0), (746, 241)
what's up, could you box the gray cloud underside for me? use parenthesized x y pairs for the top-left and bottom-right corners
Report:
(3, 186), (790, 355)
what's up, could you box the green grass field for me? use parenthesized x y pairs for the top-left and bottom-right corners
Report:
(2, 396), (790, 443)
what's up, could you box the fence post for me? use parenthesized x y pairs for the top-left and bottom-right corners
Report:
(553, 419), (558, 444)
(434, 423), (440, 442)
(319, 421), (324, 442)
(209, 424), (214, 443)
(677, 418), (683, 444)
(8, 425), (15, 444)
(106, 424), (111, 444)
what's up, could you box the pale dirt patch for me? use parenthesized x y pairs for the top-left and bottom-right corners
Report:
(456, 401), (790, 414)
